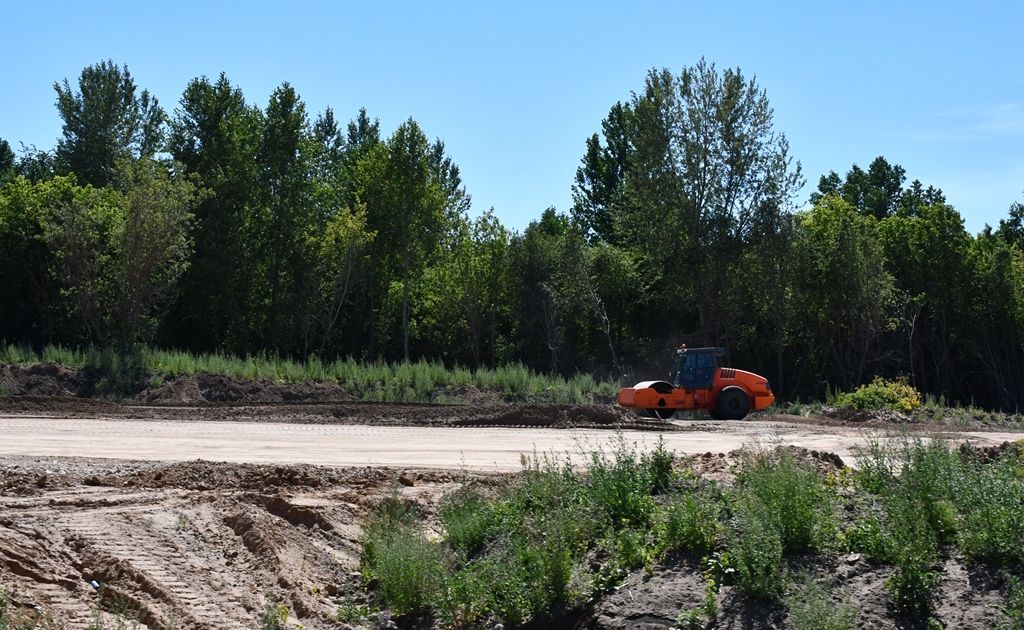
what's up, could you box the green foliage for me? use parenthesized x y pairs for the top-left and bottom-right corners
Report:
(54, 60), (165, 188)
(736, 449), (837, 553)
(0, 343), (620, 402)
(261, 602), (290, 630)
(1002, 576), (1024, 630)
(728, 495), (784, 600)
(335, 599), (375, 624)
(851, 438), (1024, 622)
(361, 439), (682, 625)
(587, 435), (673, 529)
(360, 498), (444, 617)
(791, 197), (898, 393)
(785, 575), (857, 630)
(885, 548), (940, 623)
(38, 158), (199, 351)
(833, 376), (922, 412)
(953, 456), (1024, 565)
(659, 493), (721, 557)
(439, 490), (497, 559)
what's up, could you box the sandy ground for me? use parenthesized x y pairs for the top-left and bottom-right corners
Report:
(2, 413), (1021, 470)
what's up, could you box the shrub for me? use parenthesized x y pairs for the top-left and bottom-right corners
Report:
(955, 457), (1024, 565)
(833, 376), (922, 412)
(261, 602), (290, 630)
(728, 495), (783, 600)
(659, 493), (721, 556)
(587, 434), (673, 529)
(886, 545), (940, 623)
(439, 490), (498, 559)
(843, 514), (891, 560)
(736, 450), (837, 553)
(364, 527), (444, 616)
(360, 498), (444, 617)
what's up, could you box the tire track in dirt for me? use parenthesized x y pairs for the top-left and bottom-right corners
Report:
(0, 459), (469, 629)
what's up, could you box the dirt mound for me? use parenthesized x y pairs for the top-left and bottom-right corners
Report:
(0, 364), (85, 397)
(590, 552), (1011, 629)
(103, 459), (395, 492)
(679, 445), (847, 486)
(957, 439), (1024, 463)
(136, 373), (357, 404)
(0, 457), (444, 629)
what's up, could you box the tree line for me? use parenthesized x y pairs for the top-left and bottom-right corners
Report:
(1, 59), (1022, 410)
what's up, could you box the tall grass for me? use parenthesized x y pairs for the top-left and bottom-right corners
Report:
(0, 343), (620, 403)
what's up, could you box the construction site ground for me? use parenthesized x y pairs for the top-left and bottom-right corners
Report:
(2, 382), (1023, 628)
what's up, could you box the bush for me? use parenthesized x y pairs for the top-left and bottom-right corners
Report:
(955, 457), (1024, 565)
(587, 435), (674, 529)
(360, 498), (444, 617)
(364, 527), (444, 616)
(736, 450), (837, 553)
(728, 496), (783, 600)
(439, 490), (498, 559)
(886, 545), (940, 623)
(833, 376), (922, 412)
(660, 493), (721, 556)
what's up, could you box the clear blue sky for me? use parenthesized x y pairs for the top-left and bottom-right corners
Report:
(3, 1), (1022, 233)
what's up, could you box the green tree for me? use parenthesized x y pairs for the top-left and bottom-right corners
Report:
(0, 139), (14, 180)
(358, 118), (466, 361)
(506, 209), (572, 373)
(14, 144), (57, 183)
(965, 229), (1024, 409)
(997, 197), (1024, 247)
(417, 209), (512, 368)
(165, 73), (263, 353)
(54, 60), (166, 187)
(254, 83), (317, 353)
(306, 203), (374, 357)
(572, 60), (802, 368)
(0, 176), (67, 345)
(810, 156), (944, 218)
(42, 158), (199, 350)
(880, 203), (972, 397)
(789, 196), (897, 393)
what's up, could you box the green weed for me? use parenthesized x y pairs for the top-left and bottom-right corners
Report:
(360, 498), (443, 617)
(736, 449), (837, 553)
(1002, 576), (1024, 630)
(439, 490), (498, 559)
(674, 573), (719, 630)
(659, 493), (722, 557)
(728, 495), (783, 600)
(261, 601), (296, 630)
(785, 574), (857, 630)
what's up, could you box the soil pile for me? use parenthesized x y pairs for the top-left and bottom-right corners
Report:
(0, 458), (474, 629)
(0, 364), (84, 397)
(136, 373), (358, 404)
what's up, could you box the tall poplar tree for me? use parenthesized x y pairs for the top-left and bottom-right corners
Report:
(54, 61), (165, 187)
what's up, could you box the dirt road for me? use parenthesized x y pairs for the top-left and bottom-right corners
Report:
(2, 413), (1021, 470)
